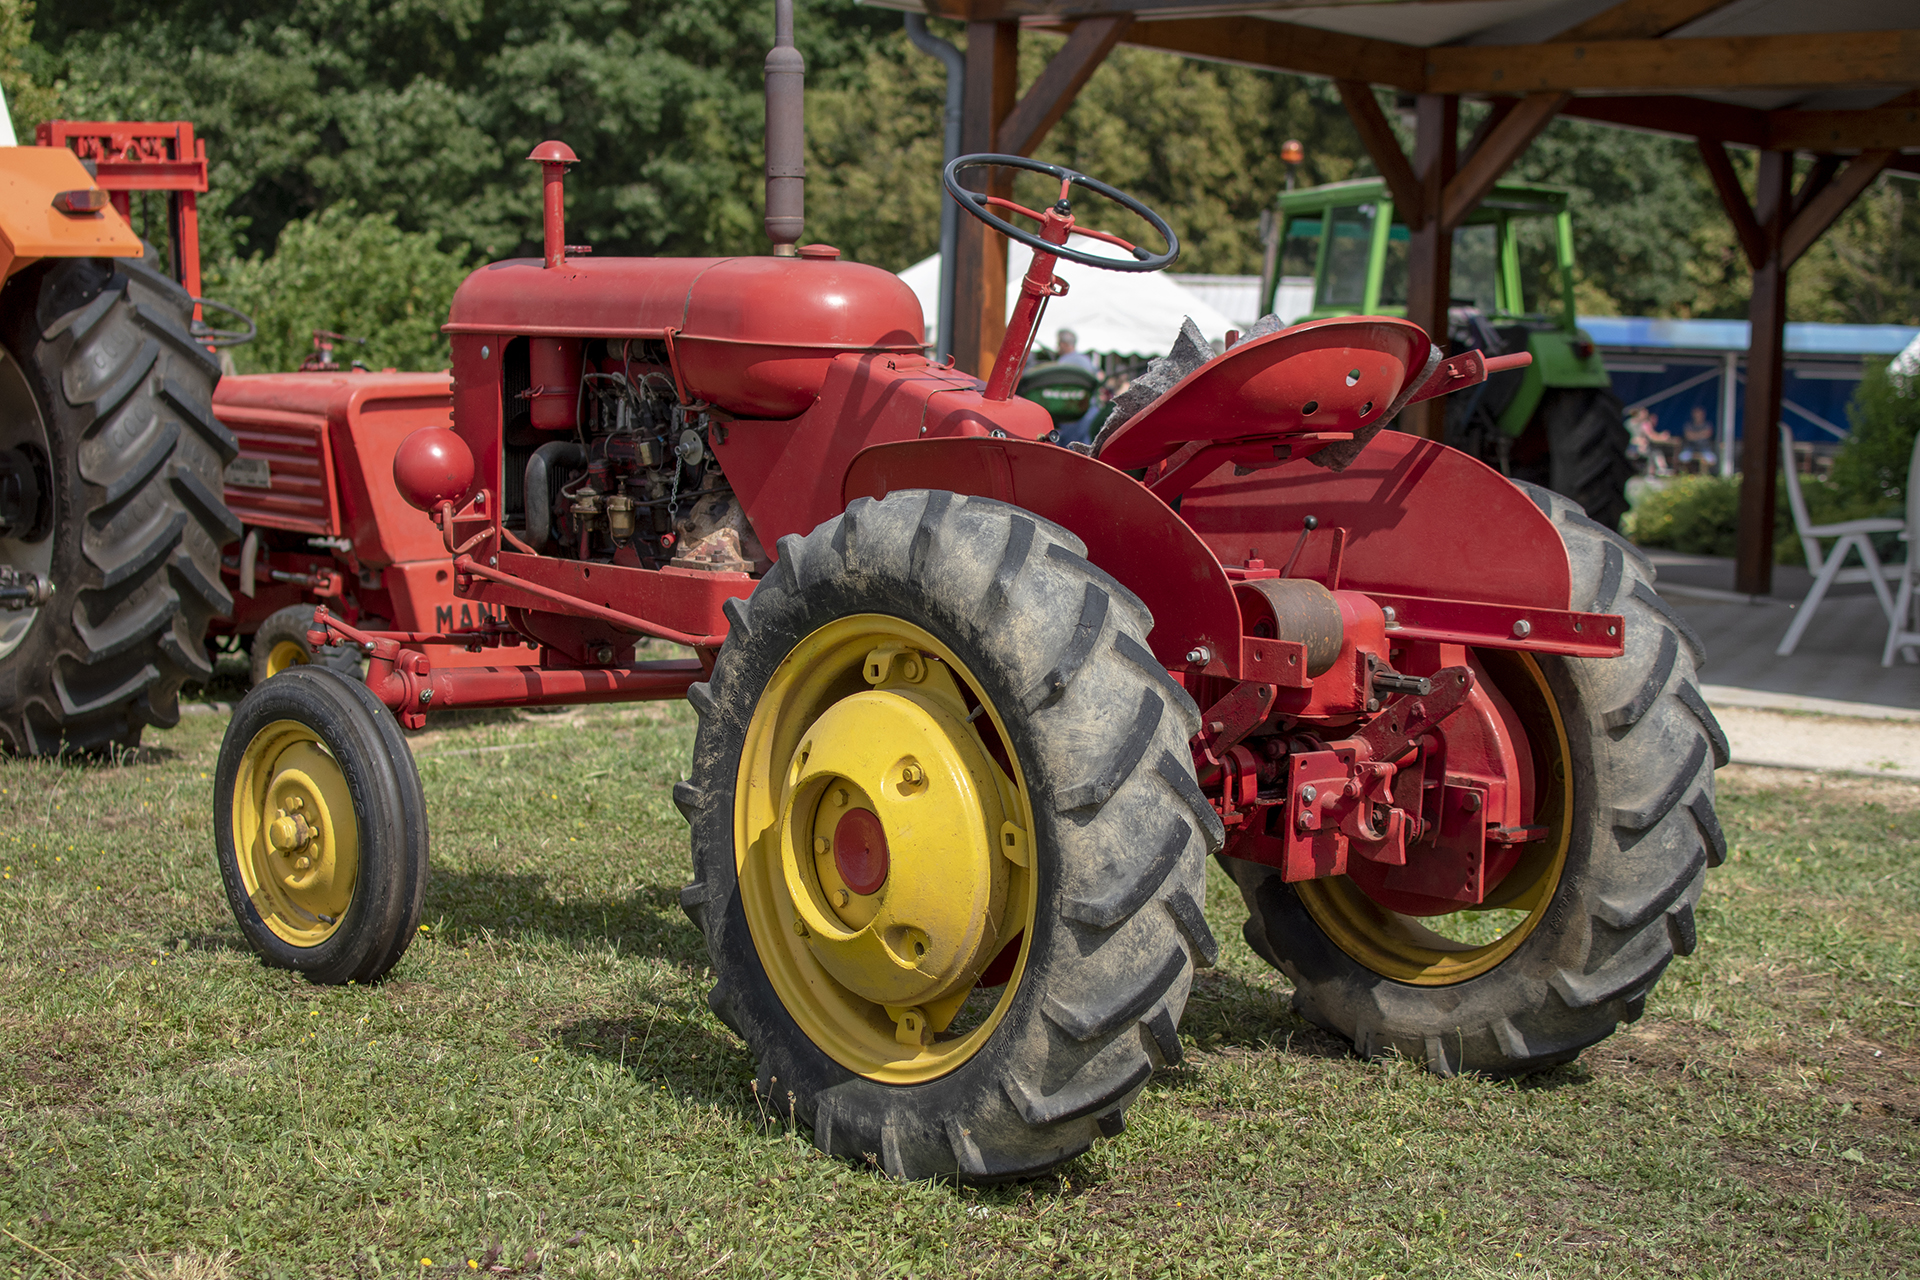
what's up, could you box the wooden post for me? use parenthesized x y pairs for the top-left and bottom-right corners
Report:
(1402, 93), (1457, 440)
(1735, 149), (1791, 598)
(951, 20), (1018, 378)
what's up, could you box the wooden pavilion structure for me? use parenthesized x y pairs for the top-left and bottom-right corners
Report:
(877, 0), (1920, 594)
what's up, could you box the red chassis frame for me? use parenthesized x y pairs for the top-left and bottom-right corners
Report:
(315, 174), (1621, 903)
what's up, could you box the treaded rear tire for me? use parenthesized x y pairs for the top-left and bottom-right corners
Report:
(677, 490), (1223, 1180)
(0, 253), (236, 756)
(1224, 482), (1727, 1075)
(1512, 387), (1633, 532)
(249, 603), (365, 686)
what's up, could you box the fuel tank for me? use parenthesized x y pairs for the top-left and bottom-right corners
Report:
(444, 254), (925, 419)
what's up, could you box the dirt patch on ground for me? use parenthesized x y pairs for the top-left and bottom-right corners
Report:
(1717, 763), (1920, 812)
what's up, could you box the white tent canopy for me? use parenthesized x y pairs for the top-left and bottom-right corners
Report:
(898, 233), (1240, 359)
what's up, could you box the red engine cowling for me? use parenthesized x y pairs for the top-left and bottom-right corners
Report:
(444, 254), (925, 419)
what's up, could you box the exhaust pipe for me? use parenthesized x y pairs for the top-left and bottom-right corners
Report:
(764, 0), (805, 255)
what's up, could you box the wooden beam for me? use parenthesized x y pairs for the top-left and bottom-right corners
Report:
(1790, 154), (1842, 221)
(1118, 16), (1427, 92)
(1560, 94), (1767, 146)
(1335, 79), (1424, 225)
(1403, 93), (1457, 442)
(952, 20), (1020, 379)
(996, 15), (1131, 158)
(1553, 0), (1739, 41)
(1425, 30), (1920, 95)
(1460, 97), (1518, 166)
(1783, 149), (1897, 265)
(1439, 93), (1567, 230)
(1765, 105), (1920, 152)
(1734, 149), (1791, 598)
(1699, 139), (1766, 269)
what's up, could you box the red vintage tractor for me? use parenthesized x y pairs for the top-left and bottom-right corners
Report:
(211, 2), (1723, 1182)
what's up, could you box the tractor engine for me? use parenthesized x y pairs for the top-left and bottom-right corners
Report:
(506, 338), (764, 575)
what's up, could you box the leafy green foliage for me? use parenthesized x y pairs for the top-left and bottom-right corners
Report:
(1625, 475), (1745, 558)
(1832, 360), (1920, 506)
(209, 202), (471, 373)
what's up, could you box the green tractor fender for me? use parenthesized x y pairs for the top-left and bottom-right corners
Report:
(1496, 327), (1612, 435)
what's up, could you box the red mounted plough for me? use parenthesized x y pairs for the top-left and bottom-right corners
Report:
(211, 0), (1724, 1182)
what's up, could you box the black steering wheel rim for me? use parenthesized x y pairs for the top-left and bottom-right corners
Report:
(942, 154), (1179, 273)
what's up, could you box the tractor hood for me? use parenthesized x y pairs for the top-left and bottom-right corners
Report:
(445, 254), (926, 418)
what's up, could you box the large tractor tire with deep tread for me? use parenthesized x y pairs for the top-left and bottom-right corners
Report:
(0, 252), (236, 756)
(678, 489), (1222, 1180)
(1512, 387), (1633, 532)
(1224, 481), (1726, 1076)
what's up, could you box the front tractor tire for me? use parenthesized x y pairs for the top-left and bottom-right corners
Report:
(679, 490), (1223, 1180)
(1226, 485), (1726, 1075)
(250, 603), (366, 687)
(0, 254), (237, 756)
(214, 665), (428, 984)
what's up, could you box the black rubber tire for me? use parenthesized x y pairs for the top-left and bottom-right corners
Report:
(1224, 482), (1727, 1075)
(0, 253), (236, 756)
(213, 664), (429, 985)
(677, 490), (1223, 1180)
(1511, 387), (1633, 532)
(249, 603), (365, 686)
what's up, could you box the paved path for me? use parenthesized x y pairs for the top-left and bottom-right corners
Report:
(1651, 552), (1920, 778)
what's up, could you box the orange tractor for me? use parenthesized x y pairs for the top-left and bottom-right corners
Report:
(209, 0), (1724, 1181)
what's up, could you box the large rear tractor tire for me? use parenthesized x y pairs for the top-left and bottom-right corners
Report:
(1224, 484), (1726, 1074)
(0, 254), (236, 756)
(214, 665), (428, 984)
(678, 490), (1222, 1179)
(1510, 387), (1633, 531)
(250, 603), (365, 686)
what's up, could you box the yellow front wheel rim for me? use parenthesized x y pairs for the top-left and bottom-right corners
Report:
(1296, 651), (1573, 985)
(265, 639), (310, 679)
(230, 719), (360, 946)
(735, 616), (1037, 1084)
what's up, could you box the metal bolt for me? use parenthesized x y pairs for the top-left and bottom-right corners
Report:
(593, 645), (614, 664)
(490, 556), (499, 567)
(1186, 646), (1211, 665)
(1512, 618), (1532, 638)
(1295, 812), (1312, 833)
(293, 856), (311, 871)
(287, 796), (303, 811)
(832, 788), (848, 807)
(793, 917), (808, 937)
(1300, 784), (1317, 804)
(419, 688), (433, 704)
(835, 888), (850, 907)
(1382, 606), (1398, 627)
(1463, 792), (1482, 813)
(901, 764), (924, 785)
(1367, 698), (1380, 712)
(814, 837), (829, 855)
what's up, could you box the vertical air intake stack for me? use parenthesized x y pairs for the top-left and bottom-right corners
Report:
(764, 0), (805, 255)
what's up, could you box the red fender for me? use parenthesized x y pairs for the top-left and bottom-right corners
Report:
(842, 437), (1242, 676)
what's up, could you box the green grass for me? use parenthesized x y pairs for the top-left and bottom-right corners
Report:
(2, 675), (1918, 1278)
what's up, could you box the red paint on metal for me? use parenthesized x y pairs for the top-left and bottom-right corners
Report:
(715, 354), (1052, 555)
(527, 140), (578, 269)
(466, 552), (749, 645)
(833, 808), (890, 896)
(392, 427), (475, 512)
(1177, 429), (1576, 612)
(443, 256), (925, 419)
(1371, 593), (1624, 658)
(842, 437), (1245, 677)
(38, 121), (207, 300)
(1098, 316), (1434, 470)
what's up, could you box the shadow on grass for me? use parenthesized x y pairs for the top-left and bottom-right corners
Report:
(423, 868), (708, 969)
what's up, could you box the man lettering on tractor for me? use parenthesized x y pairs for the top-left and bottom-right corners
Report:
(208, 0), (1723, 1183)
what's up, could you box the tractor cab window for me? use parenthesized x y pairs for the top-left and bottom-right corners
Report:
(1450, 223), (1500, 313)
(1513, 214), (1566, 318)
(1280, 218), (1322, 279)
(1377, 224), (1410, 308)
(1317, 204), (1377, 309)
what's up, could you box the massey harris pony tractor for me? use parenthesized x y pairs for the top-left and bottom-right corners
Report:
(1262, 178), (1631, 529)
(0, 120), (234, 756)
(212, 1), (1724, 1181)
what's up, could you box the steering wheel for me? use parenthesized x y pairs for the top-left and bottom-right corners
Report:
(942, 154), (1179, 273)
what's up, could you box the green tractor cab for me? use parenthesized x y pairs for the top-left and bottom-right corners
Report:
(1262, 178), (1629, 527)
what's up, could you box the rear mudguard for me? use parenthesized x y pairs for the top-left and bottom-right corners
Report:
(0, 146), (142, 280)
(842, 430), (1591, 681)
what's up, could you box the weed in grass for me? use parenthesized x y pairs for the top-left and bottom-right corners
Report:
(0, 684), (1916, 1277)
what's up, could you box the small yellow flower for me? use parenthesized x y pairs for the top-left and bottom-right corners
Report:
(420, 1260), (432, 1268)
(309, 1010), (319, 1016)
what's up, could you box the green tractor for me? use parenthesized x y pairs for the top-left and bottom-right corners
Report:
(1262, 178), (1630, 528)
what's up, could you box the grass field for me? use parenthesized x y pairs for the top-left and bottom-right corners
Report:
(2, 670), (1917, 1279)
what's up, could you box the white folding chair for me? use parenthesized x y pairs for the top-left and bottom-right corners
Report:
(1775, 425), (1905, 656)
(1880, 431), (1920, 666)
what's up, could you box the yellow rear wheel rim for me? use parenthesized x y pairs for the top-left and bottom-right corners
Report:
(265, 639), (309, 679)
(734, 615), (1037, 1084)
(1296, 652), (1573, 985)
(230, 719), (360, 947)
